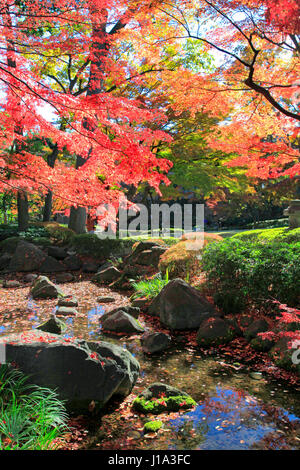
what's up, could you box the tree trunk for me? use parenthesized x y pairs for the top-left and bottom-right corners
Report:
(17, 191), (29, 231)
(42, 143), (59, 221)
(68, 206), (87, 234)
(43, 190), (53, 222)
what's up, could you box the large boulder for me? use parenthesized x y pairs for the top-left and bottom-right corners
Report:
(30, 275), (65, 299)
(101, 310), (144, 335)
(196, 317), (236, 347)
(0, 331), (140, 411)
(8, 240), (46, 272)
(149, 278), (218, 330)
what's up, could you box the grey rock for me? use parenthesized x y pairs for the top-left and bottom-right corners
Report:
(63, 255), (82, 271)
(39, 256), (65, 273)
(57, 296), (78, 307)
(93, 266), (121, 284)
(3, 279), (21, 288)
(0, 253), (11, 270)
(140, 383), (190, 400)
(101, 310), (144, 335)
(149, 278), (218, 330)
(82, 262), (98, 273)
(141, 331), (171, 354)
(48, 246), (67, 260)
(96, 296), (115, 303)
(31, 275), (65, 299)
(24, 273), (38, 283)
(55, 272), (74, 283)
(36, 315), (67, 334)
(244, 319), (269, 341)
(9, 241), (46, 272)
(105, 305), (140, 319)
(196, 317), (236, 347)
(56, 306), (78, 316)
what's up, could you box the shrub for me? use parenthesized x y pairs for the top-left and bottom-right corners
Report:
(232, 227), (300, 244)
(0, 364), (68, 450)
(201, 237), (300, 314)
(159, 233), (223, 279)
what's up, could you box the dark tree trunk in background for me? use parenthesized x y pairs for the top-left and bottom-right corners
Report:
(17, 191), (29, 231)
(42, 144), (59, 222)
(68, 206), (87, 234)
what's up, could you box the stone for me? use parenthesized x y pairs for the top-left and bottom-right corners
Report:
(3, 279), (21, 288)
(196, 317), (236, 347)
(0, 253), (11, 270)
(244, 319), (269, 341)
(47, 246), (67, 260)
(141, 331), (171, 354)
(56, 306), (78, 316)
(30, 275), (65, 299)
(82, 262), (99, 273)
(39, 256), (65, 273)
(149, 278), (218, 330)
(135, 247), (167, 267)
(36, 315), (67, 335)
(93, 266), (121, 284)
(139, 383), (190, 400)
(101, 310), (144, 335)
(86, 340), (140, 396)
(96, 296), (115, 303)
(24, 273), (38, 283)
(55, 272), (74, 283)
(105, 305), (140, 319)
(57, 296), (78, 307)
(9, 240), (46, 272)
(63, 255), (82, 271)
(0, 331), (140, 411)
(249, 372), (263, 380)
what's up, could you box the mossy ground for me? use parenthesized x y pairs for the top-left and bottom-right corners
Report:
(133, 395), (196, 414)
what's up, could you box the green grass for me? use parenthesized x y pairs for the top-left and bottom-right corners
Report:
(0, 364), (69, 450)
(130, 271), (169, 299)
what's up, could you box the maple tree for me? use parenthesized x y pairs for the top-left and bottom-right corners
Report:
(129, 0), (299, 181)
(0, 0), (172, 230)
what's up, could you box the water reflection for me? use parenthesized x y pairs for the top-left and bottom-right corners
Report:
(166, 387), (299, 450)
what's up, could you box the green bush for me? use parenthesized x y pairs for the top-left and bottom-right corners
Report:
(0, 364), (68, 450)
(201, 237), (300, 314)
